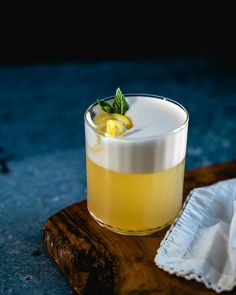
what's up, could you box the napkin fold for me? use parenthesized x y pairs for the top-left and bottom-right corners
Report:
(155, 178), (236, 293)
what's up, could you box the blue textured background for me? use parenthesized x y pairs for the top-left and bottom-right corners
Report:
(0, 58), (236, 294)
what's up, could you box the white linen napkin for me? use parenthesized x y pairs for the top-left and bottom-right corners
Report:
(155, 178), (236, 293)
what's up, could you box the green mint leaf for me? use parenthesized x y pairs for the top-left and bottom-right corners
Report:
(97, 88), (129, 115)
(97, 99), (114, 113)
(113, 88), (129, 115)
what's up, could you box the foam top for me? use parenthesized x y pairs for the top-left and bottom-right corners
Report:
(85, 95), (188, 173)
(123, 96), (187, 138)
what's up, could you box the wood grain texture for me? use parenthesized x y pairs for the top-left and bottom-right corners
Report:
(44, 160), (236, 295)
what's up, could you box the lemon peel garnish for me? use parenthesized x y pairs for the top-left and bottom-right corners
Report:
(94, 88), (132, 137)
(106, 119), (124, 137)
(96, 120), (107, 132)
(93, 113), (132, 137)
(93, 113), (112, 125)
(112, 114), (133, 129)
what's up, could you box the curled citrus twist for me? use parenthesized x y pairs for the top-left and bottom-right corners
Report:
(94, 113), (133, 137)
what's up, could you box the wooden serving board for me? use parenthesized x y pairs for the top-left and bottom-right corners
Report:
(44, 161), (236, 295)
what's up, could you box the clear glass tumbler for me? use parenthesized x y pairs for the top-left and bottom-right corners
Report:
(84, 94), (189, 235)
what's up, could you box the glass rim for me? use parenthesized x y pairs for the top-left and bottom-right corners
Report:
(84, 93), (189, 140)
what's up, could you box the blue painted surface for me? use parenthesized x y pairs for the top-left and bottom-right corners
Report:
(0, 58), (235, 294)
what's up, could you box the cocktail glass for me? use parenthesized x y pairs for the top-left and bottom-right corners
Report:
(84, 94), (189, 236)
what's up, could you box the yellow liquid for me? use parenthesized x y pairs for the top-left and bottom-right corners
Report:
(86, 157), (185, 235)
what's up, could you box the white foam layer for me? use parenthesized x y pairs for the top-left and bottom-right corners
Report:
(85, 95), (188, 173)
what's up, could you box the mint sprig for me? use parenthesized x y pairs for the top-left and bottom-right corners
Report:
(97, 88), (129, 115)
(97, 100), (114, 114)
(113, 88), (129, 115)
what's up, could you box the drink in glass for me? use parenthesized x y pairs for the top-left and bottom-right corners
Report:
(84, 94), (188, 235)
